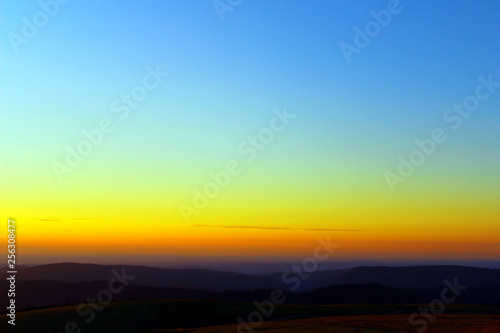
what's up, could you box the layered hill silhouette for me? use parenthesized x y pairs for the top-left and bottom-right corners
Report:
(275, 265), (500, 291)
(212, 284), (500, 305)
(0, 280), (211, 309)
(317, 265), (500, 288)
(10, 263), (285, 290)
(2, 263), (500, 311)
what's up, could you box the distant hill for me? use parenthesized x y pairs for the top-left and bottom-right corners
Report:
(3, 263), (500, 310)
(211, 283), (500, 305)
(209, 283), (429, 304)
(269, 265), (500, 291)
(13, 263), (500, 290)
(0, 280), (210, 309)
(267, 268), (350, 291)
(9, 262), (286, 291)
(327, 265), (500, 288)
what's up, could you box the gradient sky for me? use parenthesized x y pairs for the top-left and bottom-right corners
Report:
(1, 0), (499, 263)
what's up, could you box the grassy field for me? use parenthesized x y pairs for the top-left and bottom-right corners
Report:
(1, 300), (499, 332)
(161, 314), (500, 332)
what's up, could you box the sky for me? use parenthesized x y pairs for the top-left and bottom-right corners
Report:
(1, 0), (499, 264)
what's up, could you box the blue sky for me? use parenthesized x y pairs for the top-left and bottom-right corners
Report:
(2, 0), (499, 164)
(0, 0), (499, 210)
(1, 0), (500, 262)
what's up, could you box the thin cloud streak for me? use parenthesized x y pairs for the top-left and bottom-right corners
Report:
(34, 218), (100, 222)
(190, 224), (363, 232)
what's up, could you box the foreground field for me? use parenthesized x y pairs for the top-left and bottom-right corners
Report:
(1, 300), (499, 332)
(160, 314), (500, 332)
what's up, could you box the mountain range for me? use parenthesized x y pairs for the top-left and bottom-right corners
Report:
(2, 263), (499, 311)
